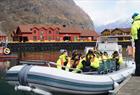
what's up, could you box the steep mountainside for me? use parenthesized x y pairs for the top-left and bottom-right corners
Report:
(0, 0), (94, 39)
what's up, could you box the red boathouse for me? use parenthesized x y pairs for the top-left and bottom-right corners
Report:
(11, 25), (98, 42)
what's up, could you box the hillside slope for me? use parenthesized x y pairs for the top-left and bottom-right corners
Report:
(0, 0), (94, 39)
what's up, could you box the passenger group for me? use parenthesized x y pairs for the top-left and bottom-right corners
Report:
(56, 48), (123, 73)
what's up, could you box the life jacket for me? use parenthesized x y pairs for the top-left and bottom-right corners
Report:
(112, 55), (123, 65)
(59, 54), (68, 66)
(76, 55), (99, 72)
(71, 59), (80, 68)
(56, 54), (68, 69)
(102, 55), (108, 60)
(81, 55), (99, 72)
(90, 57), (100, 69)
(82, 55), (91, 67)
(131, 15), (140, 40)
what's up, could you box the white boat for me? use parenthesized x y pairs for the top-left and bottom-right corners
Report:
(6, 37), (136, 95)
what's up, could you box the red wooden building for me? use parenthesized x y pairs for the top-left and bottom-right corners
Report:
(11, 25), (98, 42)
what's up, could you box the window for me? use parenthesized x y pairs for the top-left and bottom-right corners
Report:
(56, 31), (59, 34)
(74, 36), (78, 41)
(34, 30), (36, 34)
(56, 37), (60, 41)
(33, 36), (37, 41)
(48, 36), (51, 40)
(40, 36), (44, 41)
(40, 31), (44, 41)
(49, 31), (51, 34)
(41, 31), (44, 35)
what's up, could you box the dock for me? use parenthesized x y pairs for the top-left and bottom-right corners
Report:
(117, 76), (140, 95)
(7, 41), (131, 52)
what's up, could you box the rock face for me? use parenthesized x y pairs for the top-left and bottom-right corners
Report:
(0, 0), (94, 39)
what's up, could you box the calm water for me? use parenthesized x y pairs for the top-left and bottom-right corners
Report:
(0, 49), (129, 95)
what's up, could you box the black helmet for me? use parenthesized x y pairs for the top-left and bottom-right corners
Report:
(132, 13), (139, 19)
(87, 49), (93, 54)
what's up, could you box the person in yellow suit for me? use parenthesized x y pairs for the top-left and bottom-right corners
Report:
(90, 55), (100, 70)
(76, 50), (100, 72)
(70, 50), (82, 68)
(103, 52), (110, 60)
(131, 13), (140, 76)
(56, 50), (70, 70)
(112, 51), (123, 70)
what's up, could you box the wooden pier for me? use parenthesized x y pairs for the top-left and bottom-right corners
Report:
(117, 76), (140, 95)
(7, 41), (131, 52)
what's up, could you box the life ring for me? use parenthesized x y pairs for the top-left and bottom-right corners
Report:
(3, 48), (11, 55)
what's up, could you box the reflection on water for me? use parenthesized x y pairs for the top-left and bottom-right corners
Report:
(18, 51), (61, 62)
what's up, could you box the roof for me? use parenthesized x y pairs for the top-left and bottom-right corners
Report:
(18, 25), (33, 33)
(80, 29), (99, 37)
(17, 24), (61, 33)
(59, 27), (81, 34)
(113, 28), (130, 33)
(101, 28), (130, 35)
(101, 29), (113, 34)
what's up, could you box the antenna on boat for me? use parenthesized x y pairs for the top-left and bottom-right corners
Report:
(95, 36), (100, 49)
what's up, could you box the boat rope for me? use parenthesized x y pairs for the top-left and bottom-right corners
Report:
(18, 65), (32, 86)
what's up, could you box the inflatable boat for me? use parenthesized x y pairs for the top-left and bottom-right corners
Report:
(6, 59), (135, 95)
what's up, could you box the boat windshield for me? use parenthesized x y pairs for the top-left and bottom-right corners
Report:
(97, 37), (121, 56)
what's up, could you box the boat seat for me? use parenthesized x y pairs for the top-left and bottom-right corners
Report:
(110, 60), (117, 71)
(98, 59), (117, 74)
(98, 62), (106, 74)
(105, 60), (113, 73)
